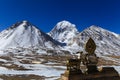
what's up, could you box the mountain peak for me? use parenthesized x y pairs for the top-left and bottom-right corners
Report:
(89, 25), (102, 29)
(8, 20), (33, 30)
(22, 20), (28, 23)
(21, 20), (32, 25)
(48, 20), (79, 43)
(84, 25), (107, 33)
(89, 25), (99, 28)
(56, 20), (76, 30)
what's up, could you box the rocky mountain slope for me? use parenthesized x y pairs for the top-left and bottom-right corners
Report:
(76, 25), (120, 56)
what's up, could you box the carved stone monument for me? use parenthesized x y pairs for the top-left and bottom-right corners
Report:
(84, 38), (98, 74)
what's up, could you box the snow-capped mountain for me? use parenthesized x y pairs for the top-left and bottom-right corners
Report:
(0, 20), (120, 56)
(48, 20), (79, 45)
(75, 25), (120, 55)
(0, 21), (62, 50)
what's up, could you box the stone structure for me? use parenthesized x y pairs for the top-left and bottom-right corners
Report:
(84, 38), (98, 74)
(61, 37), (120, 80)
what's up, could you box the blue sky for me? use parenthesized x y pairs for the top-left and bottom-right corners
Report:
(0, 0), (120, 33)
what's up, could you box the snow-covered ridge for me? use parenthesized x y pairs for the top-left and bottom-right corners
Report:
(86, 25), (119, 38)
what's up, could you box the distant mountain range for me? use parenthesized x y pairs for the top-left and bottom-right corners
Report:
(0, 20), (120, 56)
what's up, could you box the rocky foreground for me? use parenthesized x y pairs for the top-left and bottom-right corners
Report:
(0, 53), (119, 80)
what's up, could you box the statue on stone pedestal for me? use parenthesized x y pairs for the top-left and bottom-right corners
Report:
(66, 38), (99, 74)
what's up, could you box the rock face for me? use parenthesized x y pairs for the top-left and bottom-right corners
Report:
(0, 21), (62, 50)
(76, 25), (120, 55)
